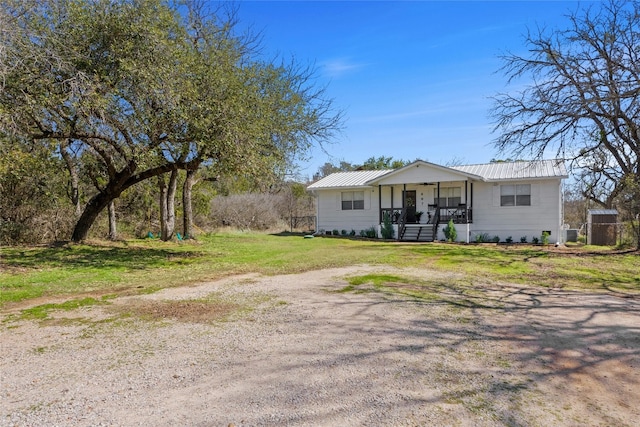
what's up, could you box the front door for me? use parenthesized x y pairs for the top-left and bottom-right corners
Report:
(403, 190), (416, 222)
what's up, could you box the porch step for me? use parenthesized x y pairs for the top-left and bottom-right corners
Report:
(400, 225), (435, 242)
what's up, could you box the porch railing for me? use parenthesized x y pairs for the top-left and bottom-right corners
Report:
(398, 209), (409, 240)
(380, 208), (404, 224)
(381, 205), (472, 225)
(435, 205), (473, 224)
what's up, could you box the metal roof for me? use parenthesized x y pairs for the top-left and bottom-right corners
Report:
(307, 169), (392, 189)
(307, 159), (567, 190)
(451, 160), (567, 181)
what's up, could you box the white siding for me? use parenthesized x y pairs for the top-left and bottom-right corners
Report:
(467, 179), (563, 242)
(310, 160), (566, 242)
(315, 188), (380, 233)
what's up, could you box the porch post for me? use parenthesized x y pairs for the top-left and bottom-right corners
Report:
(469, 182), (474, 243)
(378, 185), (382, 224)
(465, 180), (468, 204)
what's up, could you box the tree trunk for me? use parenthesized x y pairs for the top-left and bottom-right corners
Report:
(158, 170), (178, 241)
(183, 168), (196, 239)
(108, 200), (117, 240)
(70, 162), (184, 242)
(60, 142), (82, 217)
(166, 169), (178, 240)
(158, 174), (169, 241)
(71, 191), (115, 241)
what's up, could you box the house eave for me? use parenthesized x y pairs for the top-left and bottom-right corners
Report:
(482, 175), (569, 183)
(364, 160), (485, 185)
(308, 184), (374, 191)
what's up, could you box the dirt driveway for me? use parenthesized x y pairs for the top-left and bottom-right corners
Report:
(1, 265), (639, 426)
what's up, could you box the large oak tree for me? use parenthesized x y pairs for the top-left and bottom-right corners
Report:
(0, 0), (341, 241)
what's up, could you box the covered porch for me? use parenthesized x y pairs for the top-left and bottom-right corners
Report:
(358, 160), (482, 242)
(377, 181), (473, 242)
(366, 161), (479, 242)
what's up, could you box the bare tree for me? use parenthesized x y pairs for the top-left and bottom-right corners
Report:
(492, 0), (640, 248)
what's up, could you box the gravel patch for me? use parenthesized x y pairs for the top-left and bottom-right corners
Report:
(1, 265), (639, 426)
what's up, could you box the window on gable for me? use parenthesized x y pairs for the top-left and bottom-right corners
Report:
(342, 191), (364, 210)
(501, 184), (531, 206)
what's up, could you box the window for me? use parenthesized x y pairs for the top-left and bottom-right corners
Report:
(342, 191), (364, 210)
(501, 184), (531, 206)
(434, 187), (461, 207)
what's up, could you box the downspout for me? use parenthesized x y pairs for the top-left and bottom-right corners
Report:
(312, 190), (319, 234)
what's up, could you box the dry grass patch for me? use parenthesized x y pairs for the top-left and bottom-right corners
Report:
(113, 299), (240, 323)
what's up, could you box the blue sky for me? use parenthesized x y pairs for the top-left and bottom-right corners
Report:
(233, 1), (591, 178)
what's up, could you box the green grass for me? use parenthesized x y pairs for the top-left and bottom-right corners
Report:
(15, 296), (112, 320)
(1, 232), (638, 308)
(0, 233), (395, 306)
(407, 243), (545, 277)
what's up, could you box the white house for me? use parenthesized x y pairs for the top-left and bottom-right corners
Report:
(307, 159), (568, 243)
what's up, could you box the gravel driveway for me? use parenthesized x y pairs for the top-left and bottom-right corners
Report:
(1, 265), (639, 426)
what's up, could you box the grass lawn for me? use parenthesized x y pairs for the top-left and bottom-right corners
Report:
(1, 232), (638, 308)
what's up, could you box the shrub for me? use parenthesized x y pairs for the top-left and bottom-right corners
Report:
(492, 235), (500, 243)
(210, 193), (282, 230)
(505, 236), (513, 244)
(541, 231), (550, 245)
(349, 229), (356, 236)
(332, 229), (340, 236)
(208, 189), (316, 232)
(475, 232), (490, 243)
(341, 229), (347, 236)
(520, 236), (528, 243)
(532, 236), (540, 244)
(380, 212), (395, 239)
(443, 219), (457, 242)
(362, 227), (377, 238)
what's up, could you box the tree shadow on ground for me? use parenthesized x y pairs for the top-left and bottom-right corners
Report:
(218, 280), (640, 425)
(0, 243), (206, 271)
